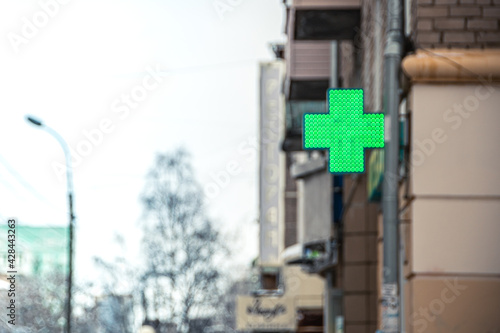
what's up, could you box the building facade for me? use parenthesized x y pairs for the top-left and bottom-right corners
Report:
(236, 61), (325, 333)
(0, 225), (68, 277)
(238, 0), (500, 332)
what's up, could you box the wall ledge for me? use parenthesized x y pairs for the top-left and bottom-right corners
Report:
(402, 48), (500, 83)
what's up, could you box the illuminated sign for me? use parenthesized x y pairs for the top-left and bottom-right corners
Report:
(303, 88), (384, 174)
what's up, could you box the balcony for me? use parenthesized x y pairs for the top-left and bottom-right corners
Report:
(283, 0), (361, 150)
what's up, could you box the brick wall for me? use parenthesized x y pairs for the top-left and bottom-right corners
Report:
(344, 0), (499, 331)
(342, 174), (379, 333)
(414, 0), (500, 48)
(338, 0), (388, 331)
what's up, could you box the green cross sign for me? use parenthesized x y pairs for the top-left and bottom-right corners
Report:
(303, 88), (385, 174)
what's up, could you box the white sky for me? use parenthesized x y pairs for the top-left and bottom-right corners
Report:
(0, 0), (285, 284)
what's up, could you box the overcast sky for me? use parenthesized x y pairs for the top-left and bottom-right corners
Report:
(0, 0), (285, 284)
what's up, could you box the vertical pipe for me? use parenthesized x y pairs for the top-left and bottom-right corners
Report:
(374, 0), (382, 111)
(323, 40), (342, 333)
(399, 222), (405, 333)
(382, 0), (403, 330)
(324, 272), (335, 333)
(330, 41), (338, 89)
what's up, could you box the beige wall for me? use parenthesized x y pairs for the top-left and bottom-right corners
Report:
(403, 80), (500, 332)
(412, 199), (500, 275)
(405, 277), (500, 333)
(409, 83), (500, 275)
(410, 84), (500, 197)
(236, 266), (324, 331)
(283, 265), (324, 300)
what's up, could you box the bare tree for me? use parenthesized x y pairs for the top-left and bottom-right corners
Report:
(88, 233), (140, 333)
(9, 273), (66, 332)
(0, 267), (134, 332)
(139, 149), (227, 333)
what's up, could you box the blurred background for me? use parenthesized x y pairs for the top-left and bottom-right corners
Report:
(0, 1), (284, 332)
(1, 0), (500, 332)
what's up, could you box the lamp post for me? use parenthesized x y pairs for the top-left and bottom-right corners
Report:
(26, 116), (75, 333)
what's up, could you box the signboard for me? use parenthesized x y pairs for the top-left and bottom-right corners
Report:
(259, 62), (284, 266)
(236, 296), (295, 331)
(368, 118), (407, 201)
(367, 149), (384, 202)
(303, 88), (384, 174)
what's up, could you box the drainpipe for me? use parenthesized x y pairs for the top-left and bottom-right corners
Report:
(324, 40), (343, 333)
(382, 0), (403, 330)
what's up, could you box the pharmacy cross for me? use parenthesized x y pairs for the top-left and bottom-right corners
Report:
(303, 88), (385, 174)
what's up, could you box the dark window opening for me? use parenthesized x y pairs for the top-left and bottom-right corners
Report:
(290, 80), (329, 101)
(294, 9), (361, 41)
(261, 272), (280, 290)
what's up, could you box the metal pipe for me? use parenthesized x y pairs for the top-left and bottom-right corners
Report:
(43, 126), (75, 333)
(330, 41), (338, 89)
(399, 224), (406, 333)
(323, 40), (340, 333)
(381, 0), (403, 330)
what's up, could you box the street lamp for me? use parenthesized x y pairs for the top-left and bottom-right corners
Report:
(26, 116), (75, 333)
